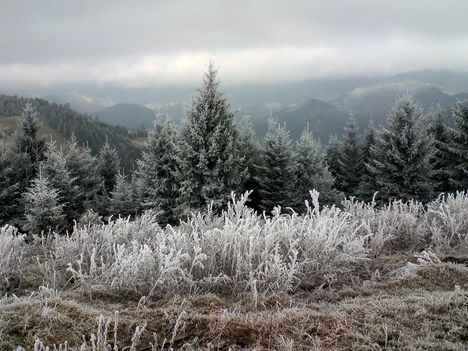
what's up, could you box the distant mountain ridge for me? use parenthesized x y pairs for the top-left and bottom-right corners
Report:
(96, 103), (156, 129)
(5, 69), (468, 142)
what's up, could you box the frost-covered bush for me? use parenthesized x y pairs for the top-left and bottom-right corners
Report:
(36, 190), (467, 297)
(0, 225), (26, 290)
(427, 191), (468, 251)
(344, 197), (429, 255)
(38, 211), (166, 292)
(42, 192), (369, 296)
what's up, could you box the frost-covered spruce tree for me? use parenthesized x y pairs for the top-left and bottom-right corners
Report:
(97, 139), (120, 196)
(16, 102), (46, 167)
(369, 96), (433, 203)
(177, 62), (241, 216)
(293, 126), (341, 211)
(445, 100), (468, 190)
(136, 118), (180, 224)
(110, 172), (138, 218)
(64, 135), (100, 215)
(237, 116), (260, 196)
(0, 145), (32, 226)
(23, 172), (65, 235)
(358, 122), (378, 202)
(255, 118), (296, 212)
(326, 134), (341, 183)
(335, 116), (363, 198)
(40, 141), (79, 228)
(96, 140), (120, 216)
(428, 113), (454, 193)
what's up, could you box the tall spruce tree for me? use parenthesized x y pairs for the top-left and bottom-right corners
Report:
(446, 100), (468, 190)
(16, 102), (46, 167)
(98, 139), (120, 196)
(236, 116), (262, 209)
(40, 141), (79, 228)
(255, 118), (296, 212)
(293, 126), (341, 211)
(326, 134), (341, 183)
(177, 62), (241, 216)
(368, 96), (433, 203)
(358, 122), (378, 201)
(96, 140), (120, 216)
(428, 113), (454, 193)
(64, 136), (100, 216)
(136, 118), (180, 224)
(335, 116), (363, 198)
(23, 172), (65, 235)
(0, 145), (33, 226)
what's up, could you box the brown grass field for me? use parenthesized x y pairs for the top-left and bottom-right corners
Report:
(1, 254), (467, 350)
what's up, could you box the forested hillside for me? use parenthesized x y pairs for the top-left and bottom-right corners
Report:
(0, 95), (144, 168)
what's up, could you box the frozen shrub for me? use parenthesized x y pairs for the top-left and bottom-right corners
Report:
(41, 192), (370, 296)
(77, 209), (103, 227)
(0, 225), (26, 290)
(427, 191), (468, 251)
(344, 197), (429, 255)
(39, 211), (165, 292)
(36, 190), (467, 297)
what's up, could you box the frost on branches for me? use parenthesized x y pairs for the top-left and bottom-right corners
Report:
(177, 62), (242, 216)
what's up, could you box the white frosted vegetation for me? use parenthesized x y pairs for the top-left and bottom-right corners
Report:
(34, 191), (366, 296)
(427, 191), (468, 251)
(26, 190), (467, 298)
(0, 225), (26, 289)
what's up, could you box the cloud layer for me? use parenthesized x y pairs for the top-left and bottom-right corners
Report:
(1, 0), (468, 86)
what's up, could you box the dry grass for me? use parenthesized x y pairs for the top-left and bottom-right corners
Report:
(2, 259), (467, 350)
(0, 116), (68, 149)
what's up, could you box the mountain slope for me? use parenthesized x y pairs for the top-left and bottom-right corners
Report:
(0, 95), (144, 168)
(333, 83), (468, 127)
(253, 98), (351, 141)
(96, 103), (156, 129)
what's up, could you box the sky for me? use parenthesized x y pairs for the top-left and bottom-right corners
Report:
(1, 0), (468, 87)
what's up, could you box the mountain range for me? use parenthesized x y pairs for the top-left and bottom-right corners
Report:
(3, 70), (468, 143)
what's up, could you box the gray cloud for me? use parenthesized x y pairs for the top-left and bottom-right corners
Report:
(1, 0), (468, 86)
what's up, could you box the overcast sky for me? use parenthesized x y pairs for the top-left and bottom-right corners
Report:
(1, 0), (468, 87)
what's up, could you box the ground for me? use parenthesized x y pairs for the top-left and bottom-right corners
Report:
(1, 255), (467, 350)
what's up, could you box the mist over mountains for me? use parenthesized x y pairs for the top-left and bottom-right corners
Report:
(6, 69), (468, 141)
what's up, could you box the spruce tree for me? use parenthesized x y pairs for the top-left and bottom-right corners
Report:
(16, 102), (46, 167)
(236, 116), (262, 208)
(136, 118), (180, 224)
(0, 145), (32, 226)
(335, 116), (363, 198)
(178, 62), (242, 216)
(446, 100), (468, 190)
(96, 140), (120, 216)
(111, 172), (138, 218)
(40, 141), (79, 228)
(64, 136), (100, 216)
(255, 118), (296, 212)
(23, 172), (65, 235)
(428, 113), (454, 193)
(326, 134), (341, 183)
(293, 126), (341, 211)
(97, 139), (120, 196)
(358, 122), (378, 202)
(368, 96), (433, 203)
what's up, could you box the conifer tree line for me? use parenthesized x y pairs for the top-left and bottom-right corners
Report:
(1, 63), (467, 234)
